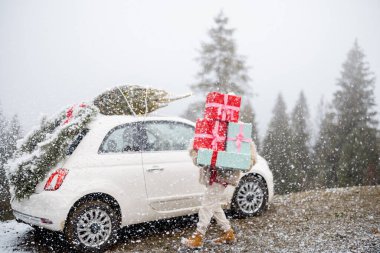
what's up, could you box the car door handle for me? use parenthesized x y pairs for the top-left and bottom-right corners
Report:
(146, 166), (164, 172)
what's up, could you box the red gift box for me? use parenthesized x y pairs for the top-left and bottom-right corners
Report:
(204, 92), (241, 122)
(193, 118), (227, 151)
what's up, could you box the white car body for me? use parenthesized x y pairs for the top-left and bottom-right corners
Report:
(12, 115), (274, 232)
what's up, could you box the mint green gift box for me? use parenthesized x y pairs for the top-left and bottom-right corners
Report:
(197, 148), (251, 172)
(226, 122), (252, 154)
(197, 148), (214, 166)
(216, 151), (251, 171)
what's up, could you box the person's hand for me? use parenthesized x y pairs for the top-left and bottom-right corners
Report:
(189, 149), (198, 166)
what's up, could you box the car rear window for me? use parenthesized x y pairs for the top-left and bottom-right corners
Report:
(66, 128), (89, 156)
(98, 122), (143, 153)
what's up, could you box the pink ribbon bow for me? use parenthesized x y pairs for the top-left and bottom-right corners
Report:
(63, 106), (74, 124)
(63, 103), (87, 125)
(194, 121), (226, 150)
(205, 94), (240, 121)
(227, 124), (252, 152)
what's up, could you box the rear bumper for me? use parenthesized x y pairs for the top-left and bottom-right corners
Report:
(14, 210), (53, 226)
(11, 191), (75, 231)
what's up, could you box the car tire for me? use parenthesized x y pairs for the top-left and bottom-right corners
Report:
(231, 174), (268, 218)
(64, 200), (120, 253)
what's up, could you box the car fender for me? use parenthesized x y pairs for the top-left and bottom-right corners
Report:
(63, 179), (148, 227)
(244, 156), (274, 203)
(224, 155), (274, 206)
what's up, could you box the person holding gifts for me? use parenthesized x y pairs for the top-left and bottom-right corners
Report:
(181, 140), (257, 248)
(181, 91), (258, 249)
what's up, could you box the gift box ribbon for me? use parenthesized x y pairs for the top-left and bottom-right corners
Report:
(194, 121), (226, 150)
(227, 123), (252, 152)
(63, 103), (87, 125)
(205, 94), (240, 121)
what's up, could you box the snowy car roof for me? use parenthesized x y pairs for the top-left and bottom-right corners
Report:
(89, 114), (195, 130)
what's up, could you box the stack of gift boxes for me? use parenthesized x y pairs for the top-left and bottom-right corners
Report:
(193, 92), (253, 171)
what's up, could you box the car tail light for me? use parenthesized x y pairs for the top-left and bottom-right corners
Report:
(44, 168), (68, 191)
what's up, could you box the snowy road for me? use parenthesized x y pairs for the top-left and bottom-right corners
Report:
(1, 186), (379, 252)
(0, 220), (31, 253)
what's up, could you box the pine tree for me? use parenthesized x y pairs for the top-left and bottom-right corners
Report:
(313, 105), (340, 188)
(240, 102), (260, 148)
(377, 131), (380, 185)
(0, 104), (22, 218)
(0, 105), (8, 167)
(182, 12), (259, 142)
(189, 11), (251, 97)
(7, 115), (22, 157)
(314, 97), (326, 144)
(332, 41), (379, 187)
(0, 113), (10, 219)
(262, 94), (293, 194)
(0, 106), (9, 195)
(290, 91), (311, 191)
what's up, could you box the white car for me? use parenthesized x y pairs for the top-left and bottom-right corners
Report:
(12, 115), (274, 252)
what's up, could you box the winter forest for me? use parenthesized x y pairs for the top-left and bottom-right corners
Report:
(181, 13), (379, 194)
(1, 1), (380, 252)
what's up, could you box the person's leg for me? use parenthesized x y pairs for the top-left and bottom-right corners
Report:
(196, 183), (222, 234)
(210, 183), (236, 244)
(211, 183), (231, 232)
(182, 183), (219, 248)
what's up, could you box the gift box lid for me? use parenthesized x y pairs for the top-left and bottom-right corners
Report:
(226, 122), (252, 154)
(205, 92), (241, 106)
(204, 92), (241, 122)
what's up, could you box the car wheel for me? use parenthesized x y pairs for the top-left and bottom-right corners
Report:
(65, 200), (120, 252)
(231, 174), (268, 218)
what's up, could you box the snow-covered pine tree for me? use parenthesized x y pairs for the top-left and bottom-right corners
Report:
(0, 104), (22, 217)
(313, 104), (340, 188)
(182, 11), (259, 144)
(0, 104), (8, 167)
(8, 104), (98, 200)
(7, 115), (22, 156)
(0, 112), (22, 186)
(332, 41), (379, 186)
(262, 94), (293, 194)
(290, 91), (311, 191)
(240, 103), (260, 149)
(0, 105), (9, 196)
(377, 131), (380, 184)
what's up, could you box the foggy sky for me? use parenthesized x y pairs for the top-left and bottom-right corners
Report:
(1, 0), (379, 140)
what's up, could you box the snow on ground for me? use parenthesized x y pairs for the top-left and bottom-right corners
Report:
(0, 186), (379, 252)
(0, 220), (31, 253)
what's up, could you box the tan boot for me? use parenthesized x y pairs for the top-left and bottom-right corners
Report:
(212, 228), (236, 245)
(181, 231), (204, 249)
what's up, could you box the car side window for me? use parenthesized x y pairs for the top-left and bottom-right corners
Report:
(142, 121), (194, 152)
(99, 122), (143, 153)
